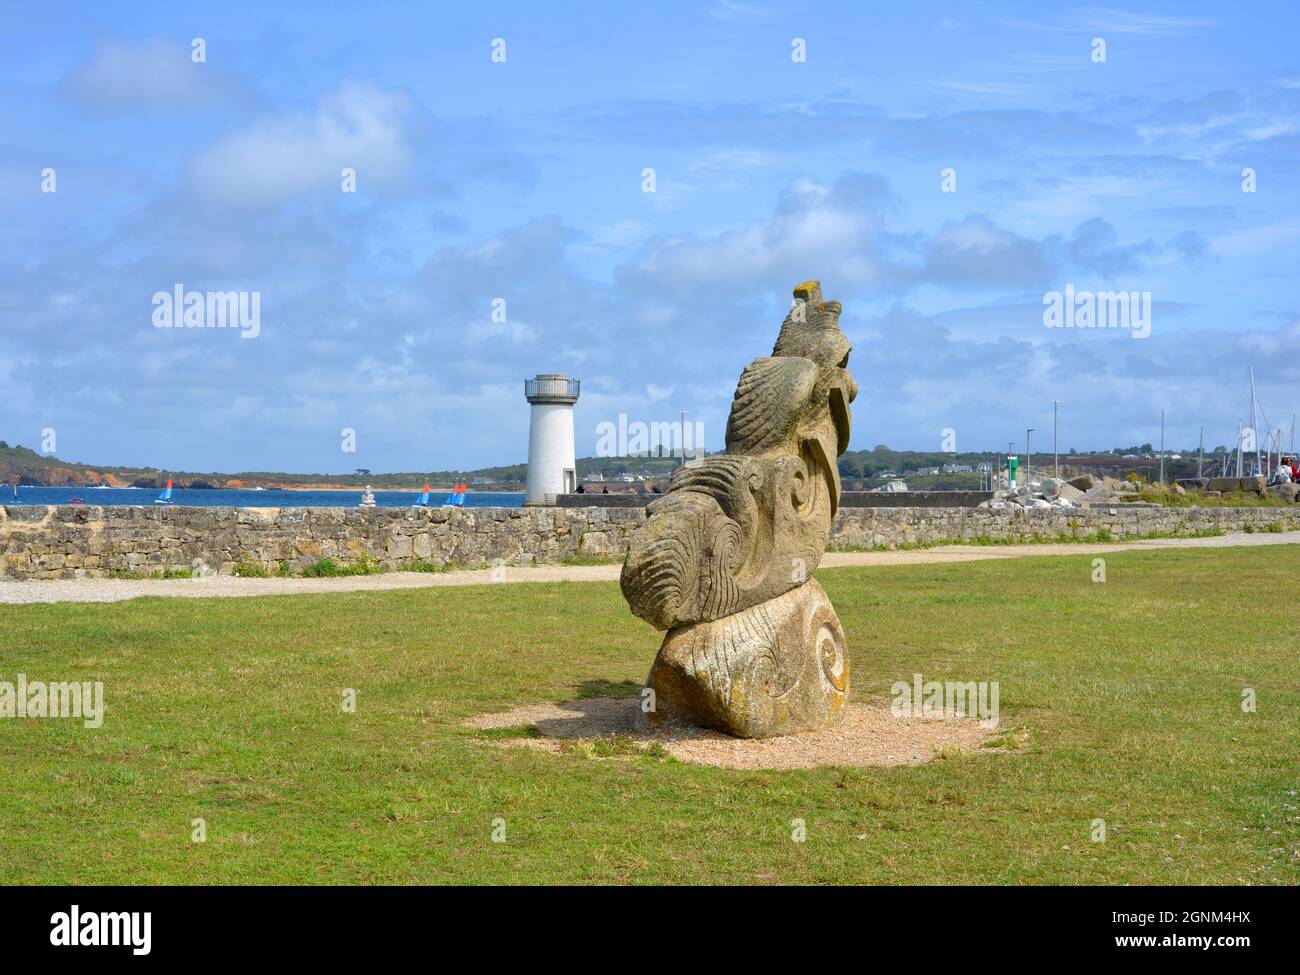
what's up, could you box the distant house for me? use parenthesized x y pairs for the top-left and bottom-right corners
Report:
(942, 463), (973, 474)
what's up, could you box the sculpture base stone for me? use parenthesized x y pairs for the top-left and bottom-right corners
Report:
(638, 579), (849, 739)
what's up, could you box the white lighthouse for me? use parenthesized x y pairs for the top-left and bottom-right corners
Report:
(524, 373), (580, 506)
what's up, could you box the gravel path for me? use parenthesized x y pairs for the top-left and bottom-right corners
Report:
(467, 697), (997, 770)
(2, 531), (1297, 605)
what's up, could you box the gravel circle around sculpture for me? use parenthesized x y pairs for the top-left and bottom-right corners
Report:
(466, 697), (1001, 771)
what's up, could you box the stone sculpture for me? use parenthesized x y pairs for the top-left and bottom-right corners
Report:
(621, 281), (858, 738)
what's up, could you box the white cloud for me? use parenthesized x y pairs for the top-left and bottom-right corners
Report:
(923, 216), (1057, 289)
(1080, 9), (1219, 35)
(191, 80), (413, 209)
(61, 37), (236, 110)
(626, 174), (896, 294)
(1211, 220), (1300, 257)
(709, 1), (782, 24)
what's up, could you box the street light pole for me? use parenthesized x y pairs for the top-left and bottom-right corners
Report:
(1026, 428), (1034, 488)
(1159, 410), (1165, 485)
(1052, 400), (1060, 479)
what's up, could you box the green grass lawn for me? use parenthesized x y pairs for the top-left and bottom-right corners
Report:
(1, 546), (1297, 885)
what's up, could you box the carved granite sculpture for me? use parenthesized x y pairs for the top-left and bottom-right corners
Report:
(622, 281), (858, 738)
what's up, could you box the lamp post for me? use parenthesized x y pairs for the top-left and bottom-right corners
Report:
(1026, 428), (1035, 488)
(1052, 400), (1060, 478)
(1159, 410), (1165, 485)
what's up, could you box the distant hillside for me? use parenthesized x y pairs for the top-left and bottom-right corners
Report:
(0, 440), (1222, 491)
(0, 443), (144, 487)
(0, 442), (523, 490)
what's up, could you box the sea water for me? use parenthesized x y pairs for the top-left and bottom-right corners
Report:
(3, 487), (524, 508)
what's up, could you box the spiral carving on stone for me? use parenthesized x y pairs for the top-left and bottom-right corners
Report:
(625, 280), (858, 738)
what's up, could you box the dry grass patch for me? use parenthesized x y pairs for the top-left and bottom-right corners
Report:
(467, 698), (997, 770)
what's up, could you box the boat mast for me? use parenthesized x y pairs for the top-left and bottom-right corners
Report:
(1249, 366), (1261, 476)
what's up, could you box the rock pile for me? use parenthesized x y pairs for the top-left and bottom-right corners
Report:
(868, 479), (909, 493)
(1188, 474), (1298, 503)
(985, 470), (1300, 509)
(1272, 483), (1300, 502)
(983, 473), (1143, 510)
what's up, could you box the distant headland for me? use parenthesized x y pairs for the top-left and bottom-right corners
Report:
(0, 439), (1205, 495)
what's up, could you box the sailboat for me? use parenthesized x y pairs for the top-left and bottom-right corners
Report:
(413, 483), (431, 507)
(153, 479), (174, 505)
(442, 482), (467, 507)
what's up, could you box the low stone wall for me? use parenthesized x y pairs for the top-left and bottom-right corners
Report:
(826, 504), (1300, 549)
(840, 490), (993, 508)
(0, 505), (644, 581)
(2, 503), (1298, 580)
(557, 493), (647, 508)
(560, 490), (997, 509)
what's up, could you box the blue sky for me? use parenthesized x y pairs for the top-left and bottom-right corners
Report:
(2, 0), (1299, 472)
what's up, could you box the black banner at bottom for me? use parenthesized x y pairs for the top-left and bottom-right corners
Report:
(0, 885), (1279, 960)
